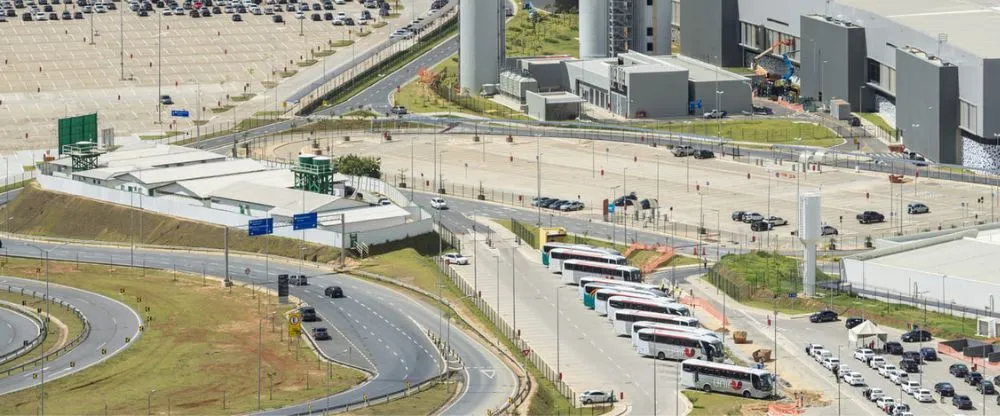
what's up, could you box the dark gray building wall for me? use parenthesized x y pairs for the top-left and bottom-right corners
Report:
(627, 70), (688, 118)
(679, 0), (741, 67)
(521, 60), (570, 91)
(983, 59), (1000, 140)
(689, 79), (752, 115)
(895, 49), (961, 164)
(799, 15), (867, 111)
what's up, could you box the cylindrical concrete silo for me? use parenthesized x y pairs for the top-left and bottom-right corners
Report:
(459, 0), (503, 94)
(799, 193), (822, 296)
(579, 0), (608, 58)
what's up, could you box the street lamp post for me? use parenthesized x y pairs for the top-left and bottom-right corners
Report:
(610, 185), (622, 246)
(27, 242), (68, 415)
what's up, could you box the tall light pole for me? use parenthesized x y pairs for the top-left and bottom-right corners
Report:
(27, 242), (68, 415)
(157, 10), (163, 125)
(556, 286), (570, 380)
(610, 185), (622, 246)
(714, 58), (723, 138)
(536, 141), (543, 226)
(622, 167), (627, 246)
(119, 0), (124, 80)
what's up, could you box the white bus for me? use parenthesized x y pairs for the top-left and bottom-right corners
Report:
(681, 359), (775, 399)
(609, 310), (700, 337)
(562, 260), (641, 284)
(583, 282), (672, 309)
(541, 242), (620, 266)
(578, 277), (664, 299)
(635, 329), (725, 362)
(627, 321), (721, 345)
(548, 248), (627, 273)
(606, 296), (692, 321)
(594, 289), (658, 316)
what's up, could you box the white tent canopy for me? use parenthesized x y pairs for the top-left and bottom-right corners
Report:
(848, 320), (888, 347)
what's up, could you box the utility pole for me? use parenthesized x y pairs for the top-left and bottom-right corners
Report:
(157, 10), (162, 125)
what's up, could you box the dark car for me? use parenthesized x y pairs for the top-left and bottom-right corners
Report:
(211, 5), (220, 12)
(952, 394), (973, 409)
(390, 105), (408, 115)
(546, 199), (567, 209)
(20, 11), (29, 20)
(950, 363), (970, 377)
(324, 285), (343, 298)
(884, 341), (904, 355)
(898, 359), (919, 373)
(901, 329), (932, 342)
(299, 306), (318, 322)
(693, 149), (715, 159)
(901, 351), (923, 363)
(856, 211), (885, 224)
(311, 327), (331, 340)
(230, 12), (240, 20)
(935, 382), (955, 397)
(310, 12), (319, 20)
(290, 274), (308, 286)
(809, 310), (838, 323)
(199, 7), (209, 15)
(845, 317), (864, 329)
(60, 9), (68, 18)
(750, 220), (773, 232)
(966, 371), (983, 386)
(979, 380), (996, 394)
(920, 347), (938, 361)
(322, 11), (331, 19)
(73, 10), (82, 18)
(272, 13), (282, 22)
(731, 211), (746, 222)
(995, 375), (1000, 386)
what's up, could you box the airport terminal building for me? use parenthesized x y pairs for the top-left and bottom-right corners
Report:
(674, 0), (1000, 167)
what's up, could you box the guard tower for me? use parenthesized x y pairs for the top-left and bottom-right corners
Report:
(292, 154), (335, 194)
(62, 141), (105, 171)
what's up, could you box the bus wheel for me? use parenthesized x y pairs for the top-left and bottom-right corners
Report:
(657, 352), (665, 360)
(742, 391), (751, 398)
(702, 384), (712, 393)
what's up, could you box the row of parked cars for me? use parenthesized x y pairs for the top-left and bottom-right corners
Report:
(670, 145), (715, 159)
(730, 210), (788, 232)
(532, 197), (584, 212)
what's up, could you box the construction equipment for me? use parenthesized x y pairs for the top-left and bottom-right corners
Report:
(751, 39), (794, 76)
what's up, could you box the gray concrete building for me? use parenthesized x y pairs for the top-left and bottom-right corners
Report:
(525, 91), (585, 121)
(672, 0), (1000, 166)
(579, 0), (674, 58)
(895, 46), (961, 164)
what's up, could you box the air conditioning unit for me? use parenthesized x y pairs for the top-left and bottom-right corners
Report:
(977, 317), (999, 337)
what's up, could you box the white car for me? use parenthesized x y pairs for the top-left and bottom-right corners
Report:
(878, 364), (897, 378)
(875, 396), (895, 409)
(843, 372), (865, 386)
(901, 381), (921, 394)
(376, 197), (392, 206)
(869, 356), (886, 370)
(837, 365), (852, 378)
(822, 357), (840, 371)
(854, 348), (874, 362)
(430, 197), (447, 210)
(912, 388), (933, 402)
(579, 390), (612, 404)
(294, 11), (305, 18)
(867, 387), (884, 401)
(888, 370), (908, 385)
(441, 253), (469, 265)
(742, 212), (764, 223)
(805, 343), (824, 355)
(815, 350), (833, 363)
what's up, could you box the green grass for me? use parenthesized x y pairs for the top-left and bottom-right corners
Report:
(210, 105), (235, 113)
(253, 110), (285, 117)
(313, 49), (336, 57)
(230, 93), (255, 102)
(394, 54), (531, 120)
(0, 290), (85, 373)
(21, 165), (35, 172)
(0, 258), (366, 415)
(371, 21), (387, 29)
(279, 69), (299, 78)
(138, 131), (183, 141)
(505, 10), (578, 57)
(331, 40), (354, 47)
(343, 109), (380, 118)
(297, 59), (318, 67)
(683, 391), (762, 416)
(858, 112), (896, 137)
(345, 382), (453, 415)
(641, 119), (842, 147)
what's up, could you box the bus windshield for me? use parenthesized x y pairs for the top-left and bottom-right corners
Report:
(753, 373), (774, 391)
(702, 340), (725, 359)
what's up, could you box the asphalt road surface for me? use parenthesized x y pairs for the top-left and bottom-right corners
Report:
(0, 237), (513, 415)
(0, 306), (39, 363)
(0, 276), (142, 397)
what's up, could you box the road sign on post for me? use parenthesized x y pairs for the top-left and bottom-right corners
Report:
(292, 212), (318, 230)
(288, 311), (302, 337)
(170, 109), (190, 118)
(277, 274), (289, 304)
(607, 203), (616, 214)
(248, 218), (274, 236)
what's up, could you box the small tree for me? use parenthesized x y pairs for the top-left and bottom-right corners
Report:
(336, 154), (382, 178)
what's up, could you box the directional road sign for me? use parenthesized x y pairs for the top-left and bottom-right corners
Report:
(170, 109), (190, 118)
(248, 218), (274, 236)
(292, 212), (318, 230)
(607, 203), (615, 214)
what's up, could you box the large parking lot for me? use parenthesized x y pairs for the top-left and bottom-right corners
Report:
(0, 0), (432, 150)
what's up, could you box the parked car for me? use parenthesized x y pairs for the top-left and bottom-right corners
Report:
(857, 211), (885, 224)
(836, 364), (852, 378)
(869, 356), (886, 369)
(901, 380), (921, 395)
(878, 364), (898, 378)
(901, 329), (932, 342)
(750, 221), (773, 232)
(821, 225), (839, 236)
(430, 197), (447, 210)
(324, 286), (343, 298)
(901, 351), (922, 363)
(813, 349), (832, 363)
(844, 372), (865, 386)
(805, 343), (824, 355)
(672, 145), (695, 157)
(546, 199), (569, 210)
(765, 216), (788, 226)
(907, 202), (930, 214)
(950, 363), (970, 377)
(441, 253), (469, 265)
(159, 95), (173, 105)
(966, 371), (983, 386)
(703, 109), (727, 119)
(822, 357), (840, 371)
(952, 394), (973, 409)
(845, 317), (864, 329)
(731, 211), (747, 222)
(854, 348), (874, 362)
(693, 149), (715, 159)
(863, 387), (884, 401)
(934, 381), (955, 397)
(919, 347), (938, 361)
(299, 306), (318, 322)
(230, 12), (241, 20)
(809, 310), (838, 323)
(875, 396), (895, 411)
(312, 327), (331, 340)
(980, 380), (997, 394)
(913, 388), (934, 403)
(885, 341), (904, 355)
(579, 390), (612, 404)
(890, 403), (911, 415)
(889, 370), (909, 385)
(898, 359), (919, 373)
(272, 13), (282, 22)
(741, 212), (764, 223)
(390, 105), (408, 115)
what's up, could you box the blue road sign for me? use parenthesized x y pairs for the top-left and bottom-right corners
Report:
(248, 218), (274, 236)
(607, 204), (616, 214)
(788, 293), (797, 298)
(293, 212), (318, 230)
(170, 109), (190, 118)
(688, 100), (703, 111)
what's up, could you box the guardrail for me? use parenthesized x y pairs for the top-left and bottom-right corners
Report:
(0, 300), (46, 365)
(0, 285), (91, 377)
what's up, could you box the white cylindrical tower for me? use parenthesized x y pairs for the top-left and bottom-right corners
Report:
(459, 0), (504, 94)
(579, 0), (608, 58)
(799, 193), (822, 296)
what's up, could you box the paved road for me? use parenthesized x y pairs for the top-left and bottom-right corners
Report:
(0, 276), (142, 397)
(0, 306), (39, 363)
(0, 237), (512, 414)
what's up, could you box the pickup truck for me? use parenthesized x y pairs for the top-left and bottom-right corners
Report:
(671, 145), (695, 157)
(703, 109), (727, 119)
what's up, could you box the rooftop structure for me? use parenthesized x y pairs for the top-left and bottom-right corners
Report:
(154, 169), (297, 200)
(209, 181), (366, 218)
(117, 159), (267, 190)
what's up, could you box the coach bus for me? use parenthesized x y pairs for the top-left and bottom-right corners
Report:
(582, 282), (672, 309)
(594, 289), (658, 315)
(609, 310), (700, 337)
(626, 321), (720, 345)
(605, 296), (692, 321)
(681, 359), (774, 399)
(541, 242), (620, 266)
(562, 260), (641, 284)
(578, 277), (664, 299)
(548, 248), (627, 272)
(635, 329), (725, 362)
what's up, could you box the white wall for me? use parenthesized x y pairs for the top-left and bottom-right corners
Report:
(842, 258), (999, 313)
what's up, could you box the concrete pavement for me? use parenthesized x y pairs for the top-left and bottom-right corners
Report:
(0, 303), (40, 363)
